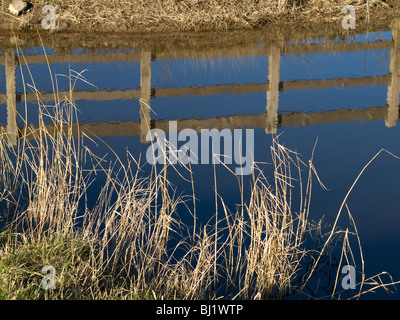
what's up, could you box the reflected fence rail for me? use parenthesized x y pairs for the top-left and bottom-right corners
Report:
(1, 29), (400, 145)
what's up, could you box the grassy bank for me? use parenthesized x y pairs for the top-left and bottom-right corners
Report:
(0, 0), (400, 33)
(0, 53), (399, 300)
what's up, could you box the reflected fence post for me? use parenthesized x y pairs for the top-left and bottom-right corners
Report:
(5, 49), (18, 145)
(386, 20), (400, 128)
(266, 45), (280, 134)
(140, 49), (152, 143)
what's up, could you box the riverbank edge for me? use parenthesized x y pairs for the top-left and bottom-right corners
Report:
(1, 1), (400, 34)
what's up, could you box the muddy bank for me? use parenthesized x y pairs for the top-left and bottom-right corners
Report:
(0, 0), (399, 34)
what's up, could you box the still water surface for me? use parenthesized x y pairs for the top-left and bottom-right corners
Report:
(1, 27), (400, 299)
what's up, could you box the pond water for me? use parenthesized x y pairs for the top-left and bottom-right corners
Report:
(1, 26), (400, 299)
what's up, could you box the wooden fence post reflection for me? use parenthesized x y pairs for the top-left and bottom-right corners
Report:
(386, 21), (400, 128)
(266, 45), (280, 134)
(140, 49), (152, 143)
(5, 49), (18, 145)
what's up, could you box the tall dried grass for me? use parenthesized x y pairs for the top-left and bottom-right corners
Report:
(1, 0), (398, 32)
